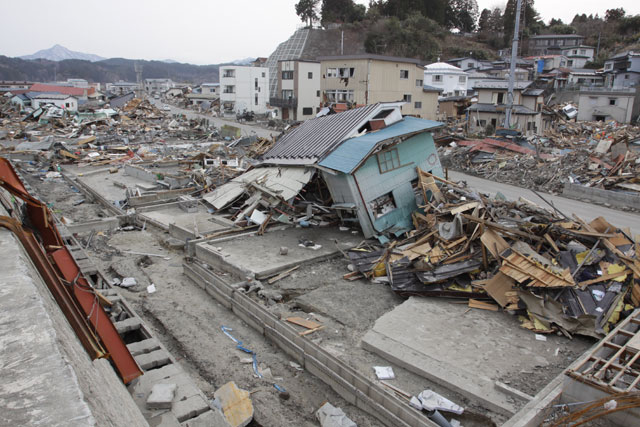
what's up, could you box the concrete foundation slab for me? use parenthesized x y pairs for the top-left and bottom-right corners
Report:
(141, 205), (226, 236)
(361, 297), (582, 416)
(195, 226), (359, 279)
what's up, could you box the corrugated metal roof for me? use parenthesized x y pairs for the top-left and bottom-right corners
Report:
(318, 116), (443, 174)
(202, 167), (314, 210)
(262, 103), (382, 165)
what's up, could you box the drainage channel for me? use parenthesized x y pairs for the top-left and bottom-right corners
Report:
(183, 258), (438, 427)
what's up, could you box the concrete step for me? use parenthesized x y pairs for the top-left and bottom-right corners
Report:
(114, 317), (142, 334)
(135, 349), (171, 370)
(127, 338), (161, 356)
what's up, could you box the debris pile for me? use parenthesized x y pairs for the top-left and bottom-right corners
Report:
(347, 169), (640, 338)
(439, 122), (640, 195)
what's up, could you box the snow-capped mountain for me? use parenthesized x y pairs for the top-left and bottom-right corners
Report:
(20, 44), (106, 62)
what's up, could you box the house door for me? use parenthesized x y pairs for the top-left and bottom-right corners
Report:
(282, 108), (289, 120)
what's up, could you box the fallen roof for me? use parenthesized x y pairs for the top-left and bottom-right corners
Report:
(262, 103), (382, 165)
(318, 116), (443, 174)
(202, 166), (314, 210)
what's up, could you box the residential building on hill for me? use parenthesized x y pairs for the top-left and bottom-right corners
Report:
(527, 34), (585, 56)
(424, 62), (467, 98)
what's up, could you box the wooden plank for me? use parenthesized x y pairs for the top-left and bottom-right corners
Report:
(484, 272), (517, 307)
(578, 269), (632, 288)
(267, 265), (299, 285)
(449, 201), (481, 215)
(286, 316), (322, 330)
(299, 325), (325, 336)
(469, 299), (499, 311)
(480, 228), (510, 259)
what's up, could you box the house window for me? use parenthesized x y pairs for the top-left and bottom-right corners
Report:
(223, 85), (235, 94)
(458, 76), (466, 83)
(568, 60), (573, 67)
(282, 89), (294, 99)
(255, 78), (258, 89)
(433, 75), (443, 82)
(338, 67), (355, 78)
(400, 70), (409, 79)
(368, 192), (397, 218)
(403, 94), (412, 102)
(496, 92), (504, 104)
(302, 107), (313, 115)
(414, 101), (422, 109)
(324, 89), (354, 102)
(625, 74), (630, 79)
(316, 90), (320, 97)
(308, 72), (313, 79)
(609, 98), (616, 105)
(327, 68), (337, 77)
(416, 79), (423, 86)
(255, 94), (258, 105)
(377, 148), (401, 173)
(282, 71), (294, 80)
(223, 69), (235, 78)
(65, 102), (70, 108)
(262, 72), (265, 77)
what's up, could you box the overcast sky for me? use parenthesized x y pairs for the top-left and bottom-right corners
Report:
(0, 0), (637, 65)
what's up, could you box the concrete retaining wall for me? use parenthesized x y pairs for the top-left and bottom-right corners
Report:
(65, 217), (124, 234)
(183, 260), (437, 427)
(563, 183), (640, 210)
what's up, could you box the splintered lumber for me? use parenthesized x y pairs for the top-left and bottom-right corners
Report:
(500, 248), (575, 288)
(267, 265), (299, 284)
(462, 214), (543, 242)
(469, 299), (499, 311)
(480, 228), (510, 259)
(484, 272), (518, 307)
(299, 325), (325, 336)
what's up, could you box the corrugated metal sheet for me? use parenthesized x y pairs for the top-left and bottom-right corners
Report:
(318, 116), (443, 174)
(262, 103), (381, 164)
(202, 167), (314, 210)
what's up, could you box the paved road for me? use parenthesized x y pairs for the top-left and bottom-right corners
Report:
(447, 170), (640, 237)
(151, 99), (277, 139)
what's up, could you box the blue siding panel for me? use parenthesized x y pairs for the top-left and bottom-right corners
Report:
(318, 116), (443, 174)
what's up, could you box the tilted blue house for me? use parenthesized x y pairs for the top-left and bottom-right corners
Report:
(261, 102), (443, 238)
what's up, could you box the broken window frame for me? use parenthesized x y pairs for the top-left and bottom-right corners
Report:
(377, 147), (401, 174)
(338, 67), (355, 78)
(367, 192), (397, 219)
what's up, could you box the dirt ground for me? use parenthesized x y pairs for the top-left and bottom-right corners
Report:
(19, 163), (599, 426)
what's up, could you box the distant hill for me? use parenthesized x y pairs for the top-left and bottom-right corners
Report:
(20, 44), (106, 62)
(0, 56), (223, 84)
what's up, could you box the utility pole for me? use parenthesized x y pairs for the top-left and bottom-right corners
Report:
(504, 0), (523, 129)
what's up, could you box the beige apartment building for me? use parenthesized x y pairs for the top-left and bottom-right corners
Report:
(271, 60), (322, 121)
(318, 54), (439, 119)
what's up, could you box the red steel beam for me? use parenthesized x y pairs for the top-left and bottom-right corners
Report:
(0, 158), (142, 383)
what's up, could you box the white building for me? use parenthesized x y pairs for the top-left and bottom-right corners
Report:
(561, 46), (595, 68)
(577, 87), (636, 123)
(144, 78), (174, 94)
(424, 62), (467, 98)
(271, 59), (321, 121)
(31, 94), (78, 111)
(106, 81), (141, 95)
(219, 65), (269, 114)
